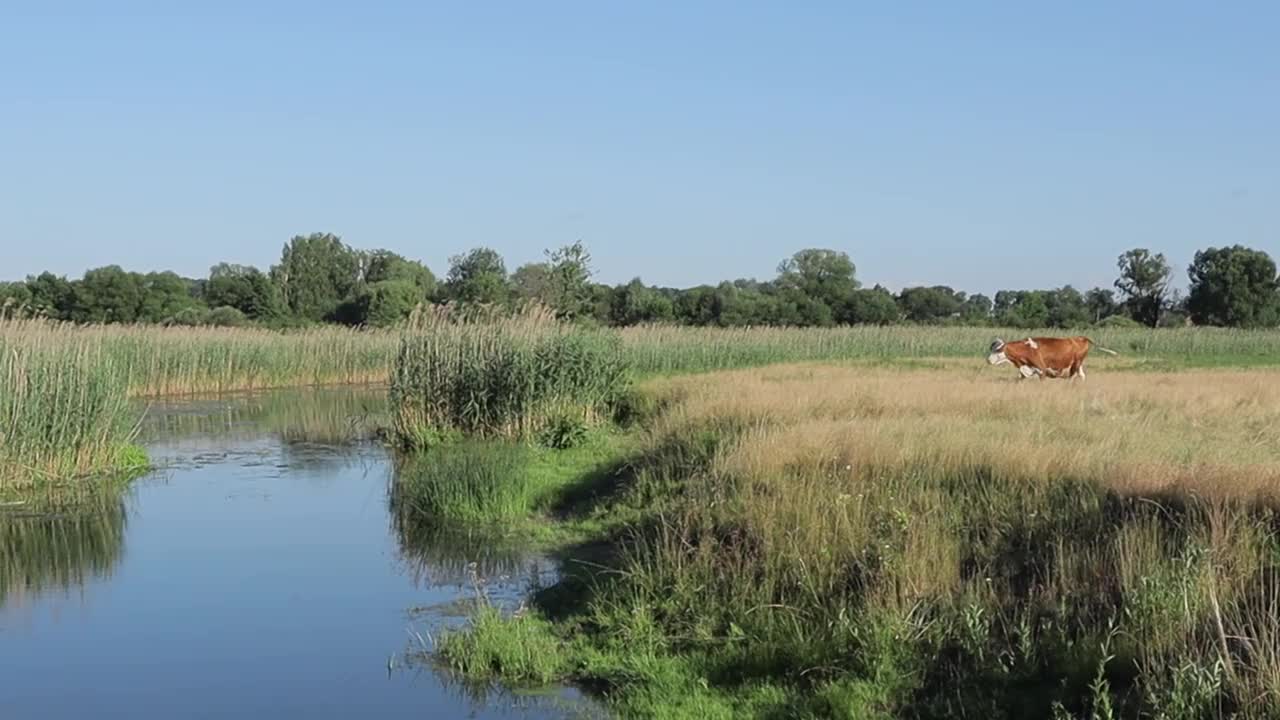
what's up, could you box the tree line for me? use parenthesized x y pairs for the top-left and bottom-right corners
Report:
(2, 233), (1277, 330)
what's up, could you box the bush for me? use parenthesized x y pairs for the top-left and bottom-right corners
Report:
(168, 307), (210, 326)
(207, 306), (250, 327)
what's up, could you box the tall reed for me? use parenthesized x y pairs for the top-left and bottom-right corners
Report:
(390, 305), (630, 446)
(0, 328), (141, 490)
(0, 319), (396, 397)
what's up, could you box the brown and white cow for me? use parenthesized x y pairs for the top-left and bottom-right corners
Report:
(986, 336), (1117, 381)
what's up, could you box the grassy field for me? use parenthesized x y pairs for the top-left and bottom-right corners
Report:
(618, 324), (1280, 375)
(425, 361), (1280, 719)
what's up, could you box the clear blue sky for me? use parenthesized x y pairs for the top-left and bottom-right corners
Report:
(3, 2), (1275, 295)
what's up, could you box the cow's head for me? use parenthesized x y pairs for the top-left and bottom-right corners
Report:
(987, 338), (1009, 365)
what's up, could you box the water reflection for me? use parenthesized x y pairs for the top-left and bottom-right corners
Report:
(0, 495), (128, 608)
(140, 384), (387, 447)
(390, 480), (556, 609)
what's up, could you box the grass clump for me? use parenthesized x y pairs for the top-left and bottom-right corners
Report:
(390, 306), (629, 446)
(437, 604), (569, 685)
(392, 441), (534, 523)
(391, 431), (628, 527)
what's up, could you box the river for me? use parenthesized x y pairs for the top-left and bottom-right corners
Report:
(0, 387), (602, 719)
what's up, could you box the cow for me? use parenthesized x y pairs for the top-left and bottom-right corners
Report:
(986, 336), (1118, 381)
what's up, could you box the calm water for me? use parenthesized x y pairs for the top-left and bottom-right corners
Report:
(0, 387), (602, 719)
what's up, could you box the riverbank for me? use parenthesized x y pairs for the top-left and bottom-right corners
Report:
(427, 364), (1280, 719)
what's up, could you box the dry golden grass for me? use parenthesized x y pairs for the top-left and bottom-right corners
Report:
(646, 363), (1280, 503)
(610, 363), (1280, 714)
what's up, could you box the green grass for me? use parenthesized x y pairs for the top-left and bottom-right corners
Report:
(618, 324), (1280, 375)
(437, 604), (569, 685)
(390, 431), (628, 526)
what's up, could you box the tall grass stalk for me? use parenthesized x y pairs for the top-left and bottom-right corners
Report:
(0, 319), (396, 398)
(0, 329), (141, 490)
(390, 305), (629, 445)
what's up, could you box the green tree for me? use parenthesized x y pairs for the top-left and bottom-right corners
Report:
(25, 272), (76, 319)
(271, 233), (362, 321)
(841, 286), (901, 325)
(206, 264), (283, 320)
(364, 250), (436, 296)
(444, 247), (509, 306)
(674, 286), (720, 326)
(511, 262), (555, 306)
(1045, 286), (1090, 328)
(70, 266), (144, 323)
(961, 294), (993, 324)
(995, 290), (1050, 328)
(775, 249), (859, 308)
(897, 286), (964, 323)
(1084, 288), (1119, 324)
(1115, 248), (1172, 327)
(207, 306), (249, 327)
(545, 241), (594, 320)
(610, 278), (675, 326)
(1186, 245), (1280, 328)
(352, 280), (421, 327)
(0, 282), (32, 317)
(138, 272), (199, 323)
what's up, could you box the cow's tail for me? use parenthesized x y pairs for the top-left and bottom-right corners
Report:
(1087, 338), (1119, 356)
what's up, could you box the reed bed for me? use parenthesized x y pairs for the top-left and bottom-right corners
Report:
(390, 306), (629, 446)
(0, 329), (142, 490)
(0, 319), (396, 397)
(0, 318), (395, 491)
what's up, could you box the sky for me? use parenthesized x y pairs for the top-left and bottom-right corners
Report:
(2, 2), (1276, 295)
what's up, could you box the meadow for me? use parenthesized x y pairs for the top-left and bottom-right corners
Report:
(617, 323), (1280, 374)
(380, 318), (1280, 718)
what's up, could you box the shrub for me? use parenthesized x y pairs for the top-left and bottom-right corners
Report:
(207, 306), (249, 327)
